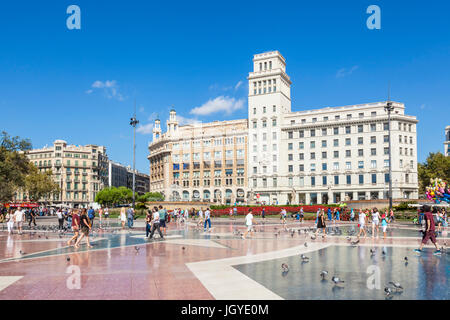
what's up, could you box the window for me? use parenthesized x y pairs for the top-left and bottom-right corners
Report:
(358, 137), (363, 145)
(372, 174), (377, 184)
(311, 163), (316, 172)
(358, 161), (364, 169)
(334, 175), (339, 185)
(262, 120), (267, 128)
(345, 162), (351, 170)
(371, 111), (377, 117)
(311, 176), (316, 186)
(322, 140), (327, 148)
(299, 176), (304, 187)
(288, 165), (293, 172)
(322, 163), (327, 171)
(334, 151), (339, 158)
(384, 159), (390, 167)
(384, 135), (389, 143)
(299, 164), (304, 172)
(359, 112), (364, 118)
(288, 143), (293, 150)
(346, 150), (351, 158)
(359, 175), (364, 185)
(288, 154), (293, 161)
(322, 128), (327, 136)
(311, 129), (316, 137)
(371, 148), (377, 156)
(299, 153), (304, 160)
(322, 152), (327, 159)
(310, 141), (316, 148)
(358, 125), (363, 133)
(384, 147), (389, 155)
(273, 178), (277, 187)
(272, 132), (277, 139)
(345, 138), (351, 146)
(299, 142), (304, 149)
(262, 133), (267, 141)
(333, 162), (339, 170)
(273, 105), (276, 112)
(345, 126), (351, 134)
(273, 144), (277, 151)
(346, 175), (351, 185)
(323, 176), (327, 186)
(299, 130), (304, 138)
(370, 124), (376, 132)
(371, 160), (377, 168)
(384, 122), (389, 130)
(263, 106), (266, 113)
(333, 127), (339, 135)
(310, 152), (316, 160)
(288, 131), (293, 139)
(253, 121), (257, 129)
(272, 119), (277, 127)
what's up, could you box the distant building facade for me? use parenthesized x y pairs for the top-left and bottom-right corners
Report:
(147, 51), (419, 204)
(108, 161), (150, 195)
(17, 140), (109, 208)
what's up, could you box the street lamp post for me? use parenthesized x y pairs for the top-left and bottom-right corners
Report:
(130, 104), (139, 210)
(385, 100), (394, 211)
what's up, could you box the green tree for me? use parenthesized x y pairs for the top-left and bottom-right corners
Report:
(0, 131), (32, 202)
(418, 152), (450, 194)
(25, 164), (60, 202)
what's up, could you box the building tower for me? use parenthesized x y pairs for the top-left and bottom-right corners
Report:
(247, 51), (292, 205)
(152, 119), (161, 142)
(167, 109), (179, 137)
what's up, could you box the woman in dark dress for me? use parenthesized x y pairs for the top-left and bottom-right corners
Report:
(315, 209), (326, 237)
(74, 208), (92, 248)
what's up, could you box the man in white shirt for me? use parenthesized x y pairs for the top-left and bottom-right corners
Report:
(148, 210), (164, 239)
(204, 208), (211, 232)
(243, 209), (257, 239)
(14, 207), (25, 235)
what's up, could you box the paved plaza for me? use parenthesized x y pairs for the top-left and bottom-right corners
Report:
(0, 218), (448, 300)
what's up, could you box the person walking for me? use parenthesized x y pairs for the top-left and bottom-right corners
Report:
(389, 209), (395, 223)
(98, 207), (103, 225)
(261, 207), (266, 221)
(371, 207), (381, 238)
(56, 209), (65, 232)
(74, 209), (92, 248)
(158, 205), (168, 236)
(357, 209), (367, 239)
(145, 208), (153, 238)
(380, 213), (389, 239)
(242, 209), (257, 239)
(119, 207), (127, 229)
(126, 206), (134, 229)
(315, 209), (326, 237)
(28, 208), (37, 228)
(148, 207), (164, 239)
(88, 207), (95, 227)
(414, 205), (441, 255)
(299, 207), (304, 223)
(14, 206), (25, 235)
(350, 208), (355, 222)
(104, 207), (109, 223)
(204, 208), (211, 232)
(6, 209), (14, 234)
(67, 209), (80, 246)
(197, 208), (204, 229)
(327, 208), (332, 221)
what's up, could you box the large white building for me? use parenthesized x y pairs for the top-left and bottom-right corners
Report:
(149, 51), (419, 204)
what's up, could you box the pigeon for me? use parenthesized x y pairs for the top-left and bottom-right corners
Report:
(382, 248), (387, 256)
(404, 257), (408, 262)
(304, 242), (308, 247)
(320, 270), (328, 279)
(351, 239), (359, 246)
(182, 246), (185, 250)
(310, 234), (317, 240)
(66, 257), (70, 262)
(370, 249), (376, 257)
(389, 282), (403, 291)
(384, 287), (392, 296)
(19, 250), (25, 255)
(134, 246), (141, 253)
(301, 254), (310, 262)
(331, 276), (344, 284)
(346, 237), (352, 241)
(281, 263), (289, 272)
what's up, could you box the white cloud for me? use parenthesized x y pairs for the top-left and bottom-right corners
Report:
(86, 80), (124, 101)
(336, 66), (359, 78)
(136, 123), (154, 135)
(190, 96), (245, 116)
(177, 115), (201, 126)
(234, 81), (243, 90)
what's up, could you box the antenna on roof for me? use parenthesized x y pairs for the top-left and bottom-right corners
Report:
(387, 81), (391, 102)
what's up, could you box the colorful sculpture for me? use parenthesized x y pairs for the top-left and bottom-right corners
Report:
(425, 178), (450, 204)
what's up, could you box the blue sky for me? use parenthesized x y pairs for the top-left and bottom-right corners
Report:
(1, 0), (449, 173)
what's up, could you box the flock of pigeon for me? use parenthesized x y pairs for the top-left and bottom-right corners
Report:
(279, 248), (406, 298)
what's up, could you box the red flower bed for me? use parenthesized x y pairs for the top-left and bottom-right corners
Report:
(211, 205), (347, 217)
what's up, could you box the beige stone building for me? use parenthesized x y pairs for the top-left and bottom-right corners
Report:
(15, 140), (109, 208)
(148, 110), (248, 204)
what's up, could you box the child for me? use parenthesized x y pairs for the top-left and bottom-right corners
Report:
(381, 213), (388, 239)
